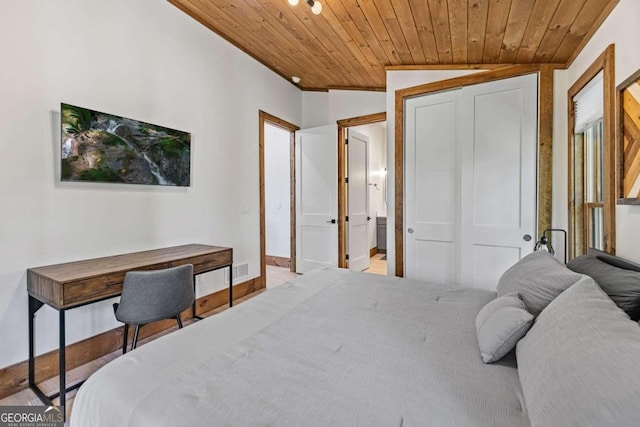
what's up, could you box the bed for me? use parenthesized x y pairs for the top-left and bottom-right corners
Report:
(71, 251), (640, 427)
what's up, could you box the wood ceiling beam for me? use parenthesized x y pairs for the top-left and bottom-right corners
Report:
(384, 63), (566, 71)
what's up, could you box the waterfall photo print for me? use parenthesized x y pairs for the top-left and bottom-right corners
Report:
(61, 103), (191, 186)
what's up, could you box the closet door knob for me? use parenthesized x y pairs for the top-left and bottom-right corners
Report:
(523, 234), (532, 242)
(408, 228), (414, 234)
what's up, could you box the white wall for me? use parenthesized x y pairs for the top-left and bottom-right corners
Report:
(301, 92), (330, 128)
(385, 70), (484, 275)
(554, 0), (640, 263)
(0, 0), (301, 368)
(265, 124), (291, 258)
(350, 123), (387, 250)
(302, 90), (386, 128)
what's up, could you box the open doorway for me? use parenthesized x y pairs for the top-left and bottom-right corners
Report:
(259, 111), (298, 288)
(337, 113), (387, 275)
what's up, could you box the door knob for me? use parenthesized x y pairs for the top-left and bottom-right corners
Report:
(408, 228), (414, 234)
(523, 234), (532, 242)
(326, 219), (337, 224)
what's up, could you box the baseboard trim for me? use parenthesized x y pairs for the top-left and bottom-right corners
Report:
(0, 277), (261, 400)
(369, 247), (378, 257)
(265, 255), (290, 268)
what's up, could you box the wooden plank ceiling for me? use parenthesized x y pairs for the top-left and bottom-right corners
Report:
(169, 0), (619, 91)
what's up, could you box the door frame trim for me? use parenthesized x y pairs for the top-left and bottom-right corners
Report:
(337, 112), (386, 268)
(259, 111), (299, 287)
(395, 65), (556, 277)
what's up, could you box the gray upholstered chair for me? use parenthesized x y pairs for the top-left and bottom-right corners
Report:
(113, 264), (194, 353)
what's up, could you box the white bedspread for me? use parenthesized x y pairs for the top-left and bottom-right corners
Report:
(71, 268), (529, 427)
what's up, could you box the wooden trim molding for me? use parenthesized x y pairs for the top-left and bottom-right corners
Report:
(385, 63), (566, 71)
(616, 68), (640, 205)
(337, 112), (387, 128)
(0, 278), (259, 400)
(538, 65), (555, 238)
(265, 255), (291, 268)
(289, 128), (297, 273)
(369, 247), (378, 257)
(395, 65), (555, 277)
(567, 45), (616, 257)
(327, 86), (386, 92)
(338, 126), (348, 268)
(337, 112), (386, 268)
(259, 111), (299, 279)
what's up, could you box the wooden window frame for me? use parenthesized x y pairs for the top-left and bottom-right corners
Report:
(567, 45), (616, 259)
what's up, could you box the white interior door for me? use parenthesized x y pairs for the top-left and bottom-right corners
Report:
(347, 129), (370, 271)
(405, 90), (461, 284)
(295, 125), (338, 273)
(459, 73), (538, 290)
(404, 73), (538, 289)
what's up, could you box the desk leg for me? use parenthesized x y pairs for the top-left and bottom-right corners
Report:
(192, 274), (197, 319)
(229, 265), (233, 307)
(28, 297), (53, 407)
(28, 296), (43, 389)
(59, 310), (66, 410)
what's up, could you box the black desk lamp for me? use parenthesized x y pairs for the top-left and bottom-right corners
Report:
(534, 228), (567, 264)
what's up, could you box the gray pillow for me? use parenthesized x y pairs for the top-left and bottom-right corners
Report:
(497, 251), (583, 316)
(516, 276), (640, 427)
(567, 254), (640, 320)
(475, 292), (533, 363)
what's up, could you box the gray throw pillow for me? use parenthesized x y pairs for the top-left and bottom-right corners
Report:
(567, 254), (640, 320)
(497, 251), (583, 316)
(475, 292), (533, 363)
(516, 276), (640, 427)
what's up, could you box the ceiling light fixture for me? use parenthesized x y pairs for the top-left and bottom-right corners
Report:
(288, 0), (322, 15)
(308, 0), (322, 15)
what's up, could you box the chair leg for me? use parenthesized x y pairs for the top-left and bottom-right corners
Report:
(176, 315), (183, 329)
(122, 323), (129, 354)
(132, 325), (141, 350)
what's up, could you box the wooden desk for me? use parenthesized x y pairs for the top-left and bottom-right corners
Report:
(27, 244), (233, 410)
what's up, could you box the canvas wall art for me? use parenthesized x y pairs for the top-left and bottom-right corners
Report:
(61, 103), (191, 186)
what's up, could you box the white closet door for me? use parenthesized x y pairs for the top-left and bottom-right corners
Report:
(347, 129), (371, 271)
(405, 90), (461, 283)
(459, 73), (538, 290)
(295, 125), (338, 273)
(404, 73), (538, 288)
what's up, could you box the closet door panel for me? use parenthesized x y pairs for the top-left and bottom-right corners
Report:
(405, 90), (460, 284)
(460, 73), (538, 291)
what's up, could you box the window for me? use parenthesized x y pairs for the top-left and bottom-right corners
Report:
(568, 46), (615, 259)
